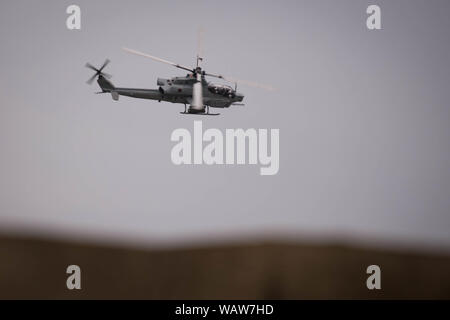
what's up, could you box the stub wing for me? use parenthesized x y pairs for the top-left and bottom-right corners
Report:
(111, 88), (190, 105)
(114, 88), (163, 100)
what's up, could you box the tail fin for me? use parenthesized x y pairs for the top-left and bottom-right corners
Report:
(97, 75), (115, 92)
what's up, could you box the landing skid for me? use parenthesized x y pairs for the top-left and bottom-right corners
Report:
(181, 105), (220, 116)
(180, 112), (220, 116)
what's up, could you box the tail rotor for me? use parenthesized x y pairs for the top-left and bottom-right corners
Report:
(85, 59), (112, 84)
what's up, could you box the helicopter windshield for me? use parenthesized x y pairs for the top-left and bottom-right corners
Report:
(208, 84), (234, 97)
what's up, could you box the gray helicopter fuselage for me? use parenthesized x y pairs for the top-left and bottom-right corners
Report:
(156, 74), (244, 108)
(98, 74), (244, 109)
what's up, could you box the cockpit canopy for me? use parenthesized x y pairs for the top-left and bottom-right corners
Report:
(208, 83), (235, 97)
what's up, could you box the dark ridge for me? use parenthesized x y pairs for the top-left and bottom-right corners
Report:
(0, 234), (449, 299)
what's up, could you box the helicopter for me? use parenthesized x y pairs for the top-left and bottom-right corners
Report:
(86, 42), (273, 116)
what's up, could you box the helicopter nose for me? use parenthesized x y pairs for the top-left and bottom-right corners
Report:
(235, 93), (244, 102)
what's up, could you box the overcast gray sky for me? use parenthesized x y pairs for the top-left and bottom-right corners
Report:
(0, 0), (449, 250)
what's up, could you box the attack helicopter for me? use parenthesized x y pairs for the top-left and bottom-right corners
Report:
(86, 37), (273, 115)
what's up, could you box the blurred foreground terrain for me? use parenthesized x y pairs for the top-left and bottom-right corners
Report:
(0, 234), (449, 299)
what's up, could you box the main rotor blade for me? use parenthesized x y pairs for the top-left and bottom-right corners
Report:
(122, 47), (193, 73)
(204, 73), (275, 91)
